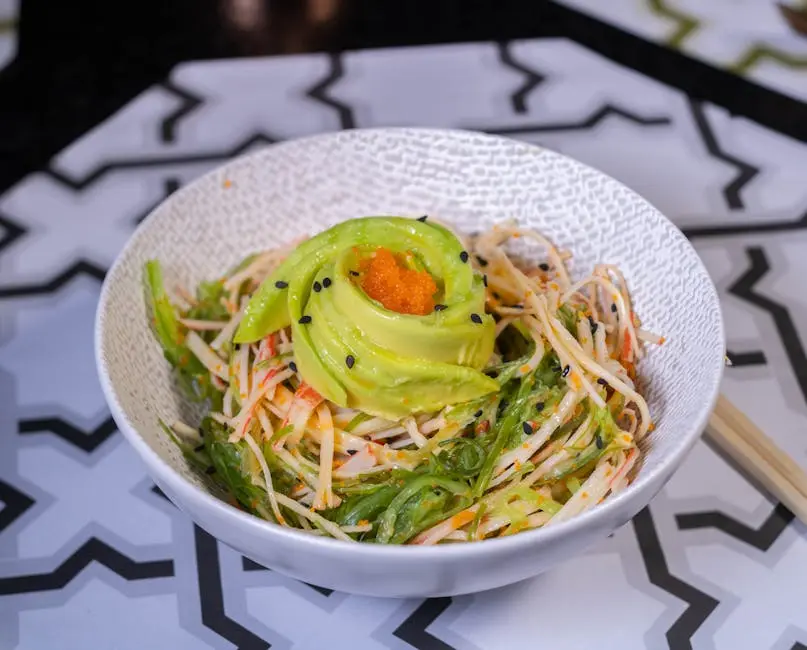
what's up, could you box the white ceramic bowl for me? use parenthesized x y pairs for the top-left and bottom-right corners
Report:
(95, 128), (724, 597)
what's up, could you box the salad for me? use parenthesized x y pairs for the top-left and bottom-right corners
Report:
(146, 216), (662, 544)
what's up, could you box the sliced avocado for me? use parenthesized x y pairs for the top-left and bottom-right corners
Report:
(333, 249), (494, 368)
(286, 257), (348, 406)
(235, 217), (474, 343)
(234, 216), (498, 418)
(302, 264), (498, 418)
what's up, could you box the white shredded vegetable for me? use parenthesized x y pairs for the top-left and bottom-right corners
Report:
(243, 432), (286, 526)
(313, 404), (337, 510)
(186, 331), (229, 381)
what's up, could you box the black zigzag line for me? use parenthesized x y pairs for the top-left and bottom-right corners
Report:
(194, 526), (271, 650)
(241, 557), (265, 572)
(676, 503), (794, 550)
(45, 132), (277, 191)
(18, 415), (117, 452)
(729, 247), (807, 404)
(306, 53), (355, 130)
(394, 598), (456, 650)
(159, 80), (204, 143)
(536, 0), (807, 141)
(632, 507), (719, 650)
(240, 556), (334, 596)
(0, 479), (35, 533)
(0, 260), (106, 299)
(0, 537), (174, 596)
(483, 103), (671, 136)
(687, 99), (759, 211)
(496, 41), (545, 114)
(150, 484), (171, 501)
(133, 177), (181, 226)
(726, 349), (767, 367)
(0, 211), (27, 256)
(682, 209), (807, 239)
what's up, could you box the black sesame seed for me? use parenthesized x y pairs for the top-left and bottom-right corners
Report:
(205, 466), (217, 475)
(313, 281), (322, 293)
(595, 433), (604, 450)
(298, 315), (312, 324)
(522, 421), (533, 435)
(561, 365), (571, 378)
(474, 409), (484, 418)
(611, 303), (617, 313)
(483, 274), (488, 287)
(346, 449), (358, 455)
(535, 402), (545, 412)
(417, 215), (428, 222)
(492, 292), (501, 300)
(275, 280), (288, 289)
(194, 444), (205, 453)
(289, 361), (298, 373)
(434, 304), (448, 311)
(350, 270), (360, 277)
(346, 354), (355, 369)
(597, 378), (608, 386)
(460, 251), (469, 263)
(470, 313), (483, 324)
(539, 263), (550, 271)
(588, 316), (598, 334)
(485, 369), (499, 378)
(323, 277), (332, 288)
(476, 255), (489, 267)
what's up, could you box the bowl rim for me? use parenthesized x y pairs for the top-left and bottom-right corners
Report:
(95, 126), (725, 558)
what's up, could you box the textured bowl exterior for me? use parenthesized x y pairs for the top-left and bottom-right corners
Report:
(95, 128), (724, 597)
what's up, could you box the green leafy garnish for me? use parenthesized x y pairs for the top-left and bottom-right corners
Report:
(329, 486), (399, 527)
(468, 502), (487, 540)
(145, 261), (220, 406)
(145, 260), (188, 367)
(376, 475), (470, 544)
(200, 417), (270, 516)
(432, 438), (486, 478)
(557, 304), (578, 334)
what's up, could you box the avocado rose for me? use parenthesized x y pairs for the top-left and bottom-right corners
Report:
(234, 216), (498, 418)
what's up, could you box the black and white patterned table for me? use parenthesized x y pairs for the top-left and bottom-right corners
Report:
(1, 7), (807, 649)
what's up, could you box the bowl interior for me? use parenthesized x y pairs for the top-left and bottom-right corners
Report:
(97, 128), (724, 538)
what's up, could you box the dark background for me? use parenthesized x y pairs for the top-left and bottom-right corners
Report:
(1, 0), (805, 194)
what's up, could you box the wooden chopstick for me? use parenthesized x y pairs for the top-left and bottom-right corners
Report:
(704, 393), (807, 525)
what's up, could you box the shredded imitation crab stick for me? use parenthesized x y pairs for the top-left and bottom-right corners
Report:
(273, 382), (323, 449)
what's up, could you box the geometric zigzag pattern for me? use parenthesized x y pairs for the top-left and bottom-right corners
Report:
(1, 38), (807, 649)
(554, 0), (807, 103)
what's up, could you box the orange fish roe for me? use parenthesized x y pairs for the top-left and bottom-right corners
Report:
(359, 247), (438, 315)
